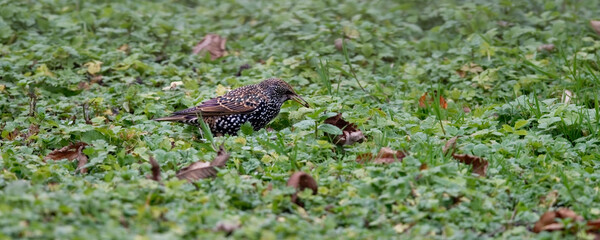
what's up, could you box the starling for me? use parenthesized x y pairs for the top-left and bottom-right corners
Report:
(154, 78), (309, 136)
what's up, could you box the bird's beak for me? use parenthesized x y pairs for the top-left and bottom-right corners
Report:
(290, 94), (310, 108)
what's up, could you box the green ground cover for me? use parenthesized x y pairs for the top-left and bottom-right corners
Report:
(1, 0), (600, 239)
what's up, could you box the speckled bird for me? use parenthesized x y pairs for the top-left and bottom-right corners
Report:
(154, 78), (309, 136)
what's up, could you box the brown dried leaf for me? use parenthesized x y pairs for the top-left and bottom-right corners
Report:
(91, 75), (103, 84)
(456, 63), (483, 78)
(443, 136), (459, 155)
(451, 153), (488, 177)
(334, 38), (344, 51)
(591, 20), (600, 35)
(419, 163), (428, 171)
(76, 148), (88, 174)
(324, 113), (365, 145)
(44, 142), (88, 161)
(192, 34), (227, 60)
(539, 190), (559, 208)
(44, 142), (89, 174)
(4, 128), (20, 141)
(23, 124), (39, 141)
(556, 208), (584, 221)
(176, 145), (230, 182)
(588, 219), (600, 231)
(287, 172), (318, 207)
(215, 221), (241, 235)
(497, 21), (511, 27)
(419, 91), (448, 109)
(77, 81), (90, 90)
(533, 208), (584, 233)
(117, 44), (129, 52)
(537, 44), (555, 52)
(356, 147), (407, 164)
(147, 156), (161, 182)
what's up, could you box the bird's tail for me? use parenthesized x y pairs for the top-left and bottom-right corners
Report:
(153, 115), (188, 122)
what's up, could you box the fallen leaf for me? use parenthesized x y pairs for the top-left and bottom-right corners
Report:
(4, 128), (20, 140)
(163, 81), (184, 90)
(192, 34), (227, 60)
(497, 21), (511, 27)
(117, 44), (129, 52)
(539, 190), (559, 208)
(287, 172), (318, 207)
(419, 163), (428, 171)
(443, 136), (459, 155)
(591, 20), (600, 35)
(176, 145), (230, 182)
(588, 219), (600, 231)
(262, 183), (273, 197)
(533, 208), (584, 233)
(562, 90), (574, 105)
(22, 124), (39, 142)
(147, 156), (161, 182)
(215, 221), (241, 236)
(77, 82), (90, 90)
(78, 75), (104, 90)
(451, 153), (488, 177)
(334, 38), (346, 51)
(44, 142), (89, 174)
(356, 147), (407, 164)
(83, 61), (103, 75)
(35, 64), (55, 78)
(323, 113), (365, 145)
(91, 75), (103, 84)
(456, 63), (484, 78)
(537, 44), (555, 52)
(419, 91), (448, 109)
(393, 223), (411, 233)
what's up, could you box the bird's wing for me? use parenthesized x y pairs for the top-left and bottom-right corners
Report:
(172, 87), (263, 117)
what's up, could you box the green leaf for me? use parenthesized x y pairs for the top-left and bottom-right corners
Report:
(514, 120), (528, 129)
(293, 119), (315, 129)
(318, 123), (342, 135)
(502, 124), (513, 132)
(514, 130), (527, 136)
(240, 122), (254, 135)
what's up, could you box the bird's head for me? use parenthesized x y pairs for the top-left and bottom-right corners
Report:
(259, 78), (310, 108)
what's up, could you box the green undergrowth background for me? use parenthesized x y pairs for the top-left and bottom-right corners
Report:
(1, 0), (600, 239)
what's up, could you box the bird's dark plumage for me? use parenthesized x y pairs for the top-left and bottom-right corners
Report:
(154, 78), (309, 136)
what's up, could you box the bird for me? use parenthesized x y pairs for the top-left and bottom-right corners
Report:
(154, 78), (310, 136)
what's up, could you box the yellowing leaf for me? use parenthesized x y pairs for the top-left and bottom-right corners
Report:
(215, 84), (229, 96)
(514, 130), (527, 136)
(265, 56), (274, 66)
(234, 137), (246, 145)
(394, 223), (411, 233)
(343, 26), (360, 39)
(35, 64), (55, 78)
(84, 61), (103, 75)
(514, 120), (528, 129)
(0, 85), (5, 92)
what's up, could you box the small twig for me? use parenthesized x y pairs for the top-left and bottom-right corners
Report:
(147, 156), (161, 182)
(82, 102), (92, 124)
(28, 87), (37, 117)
